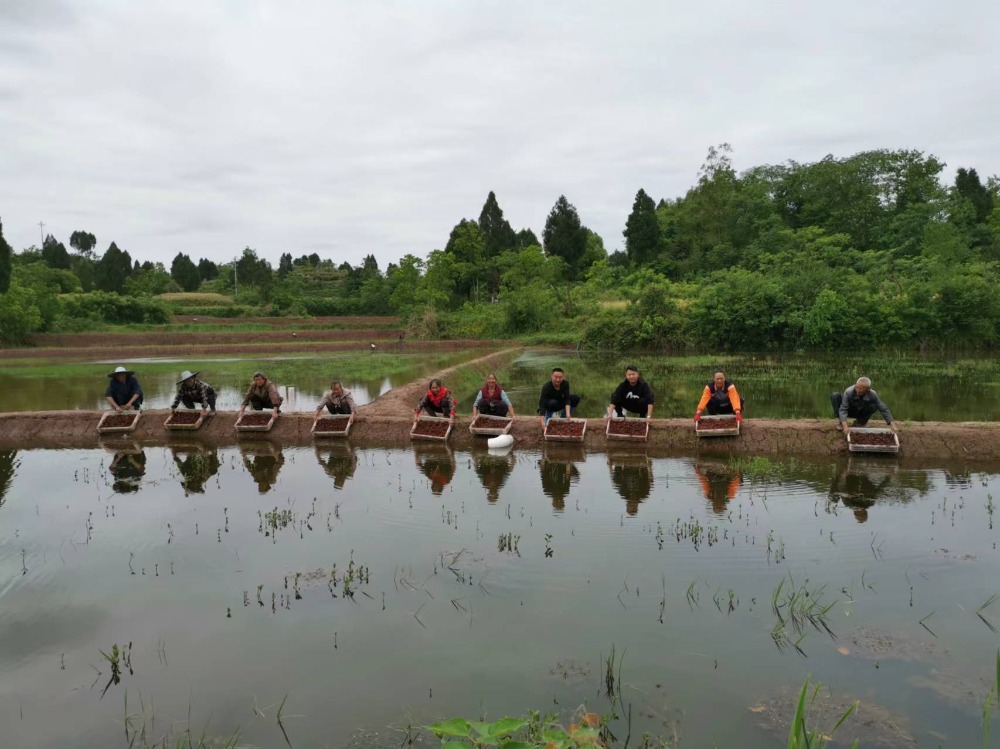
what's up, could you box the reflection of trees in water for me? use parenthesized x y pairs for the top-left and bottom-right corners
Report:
(109, 450), (147, 494)
(0, 450), (19, 510)
(241, 446), (285, 494)
(539, 446), (585, 512)
(316, 445), (358, 490)
(693, 462), (741, 515)
(172, 447), (221, 495)
(414, 445), (455, 496)
(608, 452), (653, 516)
(474, 451), (515, 503)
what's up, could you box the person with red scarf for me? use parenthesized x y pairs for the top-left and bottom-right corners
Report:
(472, 373), (515, 419)
(415, 378), (456, 419)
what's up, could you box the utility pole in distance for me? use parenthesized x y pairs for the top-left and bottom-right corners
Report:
(38, 221), (45, 245)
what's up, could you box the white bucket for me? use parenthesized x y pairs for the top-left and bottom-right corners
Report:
(487, 434), (514, 449)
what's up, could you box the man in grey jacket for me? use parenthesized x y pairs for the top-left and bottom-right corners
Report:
(832, 377), (898, 434)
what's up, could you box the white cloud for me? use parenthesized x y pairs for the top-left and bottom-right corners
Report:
(1, 0), (998, 267)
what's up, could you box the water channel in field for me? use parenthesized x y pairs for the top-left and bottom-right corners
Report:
(0, 443), (998, 748)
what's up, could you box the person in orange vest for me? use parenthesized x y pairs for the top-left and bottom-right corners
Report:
(693, 371), (744, 424)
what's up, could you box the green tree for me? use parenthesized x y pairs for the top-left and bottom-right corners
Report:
(386, 254), (425, 313)
(126, 262), (177, 295)
(542, 195), (588, 281)
(277, 252), (294, 279)
(235, 247), (274, 298)
(623, 188), (660, 265)
(420, 249), (459, 310)
(69, 230), (97, 257)
(95, 242), (133, 293)
(41, 235), (71, 269)
(0, 218), (11, 293)
(170, 252), (201, 291)
(443, 220), (487, 302)
(197, 258), (219, 281)
(517, 228), (539, 248)
(0, 285), (44, 343)
(954, 168), (993, 223)
(477, 191), (518, 258)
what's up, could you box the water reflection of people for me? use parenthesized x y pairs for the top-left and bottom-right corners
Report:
(608, 450), (653, 516)
(828, 456), (898, 523)
(109, 447), (147, 494)
(473, 450), (515, 503)
(693, 462), (741, 515)
(240, 443), (285, 494)
(539, 444), (585, 512)
(316, 444), (358, 490)
(0, 450), (19, 509)
(413, 444), (456, 495)
(171, 445), (221, 495)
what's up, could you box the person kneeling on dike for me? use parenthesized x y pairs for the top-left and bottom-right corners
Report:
(607, 364), (654, 419)
(238, 371), (283, 419)
(105, 366), (144, 412)
(473, 373), (515, 419)
(416, 378), (456, 420)
(693, 370), (743, 425)
(314, 380), (356, 424)
(538, 367), (581, 426)
(832, 376), (897, 437)
(171, 370), (217, 414)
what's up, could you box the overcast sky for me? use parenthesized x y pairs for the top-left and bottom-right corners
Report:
(1, 0), (998, 268)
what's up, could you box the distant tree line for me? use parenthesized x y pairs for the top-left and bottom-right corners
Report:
(1, 144), (998, 348)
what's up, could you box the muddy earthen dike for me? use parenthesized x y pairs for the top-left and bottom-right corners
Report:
(1, 410), (997, 460)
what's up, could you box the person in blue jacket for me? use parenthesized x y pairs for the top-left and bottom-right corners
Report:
(105, 366), (143, 411)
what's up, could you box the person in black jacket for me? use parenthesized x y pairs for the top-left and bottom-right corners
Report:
(607, 365), (654, 418)
(537, 368), (581, 425)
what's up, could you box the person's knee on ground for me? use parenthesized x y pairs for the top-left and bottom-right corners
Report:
(706, 401), (733, 416)
(830, 392), (843, 419)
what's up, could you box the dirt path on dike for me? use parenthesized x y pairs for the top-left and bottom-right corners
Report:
(358, 347), (521, 419)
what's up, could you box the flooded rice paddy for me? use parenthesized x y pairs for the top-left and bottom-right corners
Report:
(0, 352), (471, 413)
(7, 349), (1000, 426)
(497, 350), (1000, 421)
(1, 443), (998, 748)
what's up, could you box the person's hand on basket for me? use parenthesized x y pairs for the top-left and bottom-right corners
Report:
(693, 410), (702, 423)
(889, 422), (899, 434)
(735, 412), (743, 425)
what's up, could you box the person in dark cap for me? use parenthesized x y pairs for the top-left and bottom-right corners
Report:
(238, 371), (283, 418)
(105, 366), (143, 411)
(171, 370), (217, 413)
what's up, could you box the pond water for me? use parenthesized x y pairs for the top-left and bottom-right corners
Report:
(0, 352), (470, 413)
(494, 350), (1000, 422)
(0, 444), (997, 748)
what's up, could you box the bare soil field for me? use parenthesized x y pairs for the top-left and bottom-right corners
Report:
(0, 339), (503, 360)
(31, 329), (406, 347)
(170, 315), (400, 327)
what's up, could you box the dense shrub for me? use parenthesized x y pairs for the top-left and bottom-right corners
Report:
(0, 286), (44, 343)
(58, 292), (170, 325)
